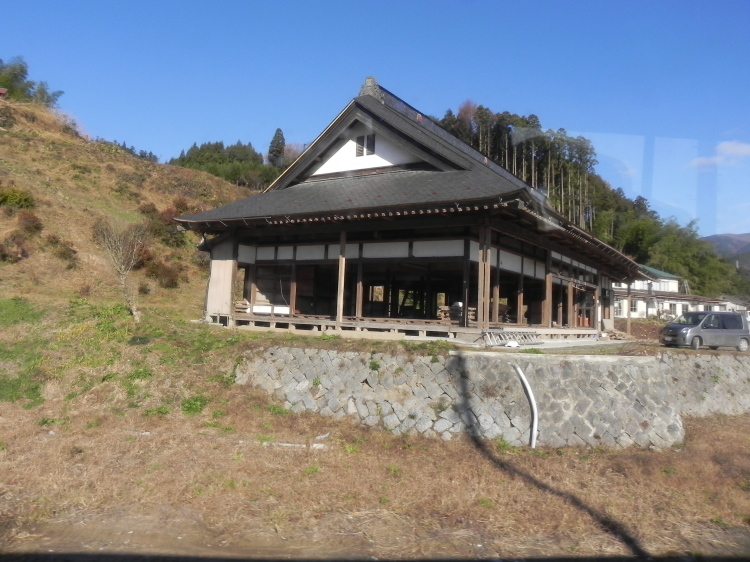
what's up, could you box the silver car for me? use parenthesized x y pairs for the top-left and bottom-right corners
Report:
(660, 311), (750, 351)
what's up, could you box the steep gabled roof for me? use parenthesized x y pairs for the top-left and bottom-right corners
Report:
(176, 77), (538, 228)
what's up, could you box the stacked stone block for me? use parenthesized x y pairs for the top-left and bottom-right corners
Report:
(234, 347), (750, 448)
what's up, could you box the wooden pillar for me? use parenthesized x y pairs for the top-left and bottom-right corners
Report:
(385, 270), (392, 318)
(566, 281), (574, 327)
(336, 231), (346, 328)
(390, 276), (400, 318)
(593, 286), (600, 332)
(543, 253), (553, 328)
(289, 263), (297, 318)
(483, 227), (492, 330)
(626, 283), (632, 335)
(557, 281), (564, 327)
(462, 240), (470, 327)
(477, 226), (491, 331)
(426, 265), (434, 319)
(492, 259), (500, 324)
(355, 262), (363, 318)
(516, 274), (525, 326)
(244, 265), (255, 304)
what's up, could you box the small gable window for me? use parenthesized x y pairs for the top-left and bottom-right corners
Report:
(355, 134), (375, 157)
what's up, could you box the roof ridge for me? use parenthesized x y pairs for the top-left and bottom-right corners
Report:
(357, 77), (530, 192)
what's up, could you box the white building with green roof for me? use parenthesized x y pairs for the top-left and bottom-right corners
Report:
(611, 264), (747, 320)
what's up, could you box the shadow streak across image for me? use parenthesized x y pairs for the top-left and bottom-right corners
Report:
(451, 352), (651, 559)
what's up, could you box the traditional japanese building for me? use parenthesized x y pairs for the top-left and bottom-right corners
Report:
(175, 78), (645, 340)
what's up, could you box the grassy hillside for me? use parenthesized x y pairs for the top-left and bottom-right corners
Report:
(0, 99), (252, 313)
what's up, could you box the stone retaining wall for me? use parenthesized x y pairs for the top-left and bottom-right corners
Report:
(235, 348), (750, 448)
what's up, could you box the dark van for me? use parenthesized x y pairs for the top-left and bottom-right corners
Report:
(660, 311), (750, 351)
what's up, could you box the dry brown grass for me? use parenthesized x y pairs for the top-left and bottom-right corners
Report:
(1, 341), (749, 558)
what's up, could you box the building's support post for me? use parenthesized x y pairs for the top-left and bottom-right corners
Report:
(594, 285), (600, 333)
(557, 281), (564, 327)
(462, 240), (470, 327)
(204, 238), (238, 327)
(355, 262), (363, 318)
(566, 281), (574, 327)
(477, 225), (491, 331)
(336, 231), (346, 328)
(516, 274), (525, 326)
(543, 252), (553, 328)
(390, 275), (400, 318)
(426, 266), (434, 319)
(244, 265), (255, 304)
(483, 226), (492, 330)
(289, 263), (297, 318)
(385, 270), (392, 318)
(626, 283), (632, 335)
(492, 261), (500, 324)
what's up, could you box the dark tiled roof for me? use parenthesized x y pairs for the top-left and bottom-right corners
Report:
(176, 77), (538, 226)
(177, 168), (525, 224)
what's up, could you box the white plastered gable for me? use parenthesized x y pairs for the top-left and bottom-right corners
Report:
(311, 122), (421, 176)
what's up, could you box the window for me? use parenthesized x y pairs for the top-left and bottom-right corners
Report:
(356, 134), (375, 156)
(614, 299), (623, 316)
(630, 299), (638, 313)
(724, 314), (743, 329)
(669, 303), (676, 315)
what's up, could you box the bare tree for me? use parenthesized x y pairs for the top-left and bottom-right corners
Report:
(94, 219), (148, 323)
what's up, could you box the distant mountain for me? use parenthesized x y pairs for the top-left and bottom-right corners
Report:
(703, 233), (750, 256)
(703, 233), (750, 278)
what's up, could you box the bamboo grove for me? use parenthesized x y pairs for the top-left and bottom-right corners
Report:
(437, 101), (750, 298)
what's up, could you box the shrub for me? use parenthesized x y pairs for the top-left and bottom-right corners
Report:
(181, 395), (209, 415)
(145, 260), (180, 288)
(137, 204), (186, 247)
(172, 196), (190, 214)
(137, 202), (159, 219)
(0, 232), (28, 263)
(193, 250), (211, 269)
(133, 243), (154, 270)
(17, 210), (43, 234)
(47, 236), (78, 269)
(0, 188), (35, 209)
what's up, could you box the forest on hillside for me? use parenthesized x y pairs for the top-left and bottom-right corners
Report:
(437, 101), (750, 298)
(3, 56), (748, 299)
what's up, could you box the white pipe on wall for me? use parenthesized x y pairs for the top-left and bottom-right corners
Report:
(510, 362), (538, 448)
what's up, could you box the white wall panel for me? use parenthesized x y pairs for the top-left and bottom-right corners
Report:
(363, 241), (409, 258)
(499, 250), (522, 273)
(523, 257), (535, 276)
(312, 123), (419, 176)
(469, 241), (480, 263)
(238, 244), (256, 264)
(535, 261), (546, 279)
(256, 246), (275, 261)
(277, 246), (294, 260)
(327, 243), (359, 259)
(412, 239), (464, 258)
(296, 245), (326, 260)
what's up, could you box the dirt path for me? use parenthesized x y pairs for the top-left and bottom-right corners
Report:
(4, 504), (750, 559)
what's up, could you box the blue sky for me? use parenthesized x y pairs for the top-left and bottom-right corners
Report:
(3, 0), (749, 236)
